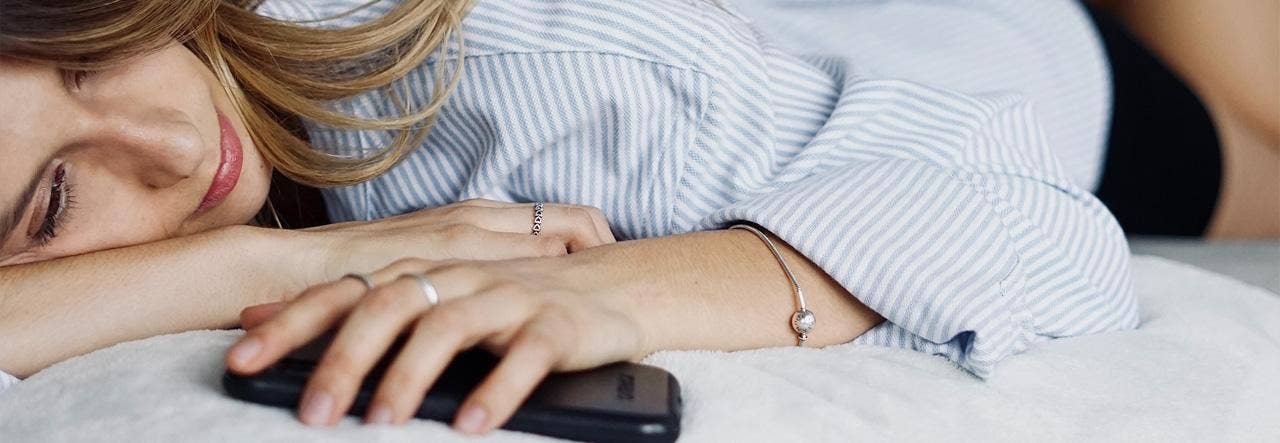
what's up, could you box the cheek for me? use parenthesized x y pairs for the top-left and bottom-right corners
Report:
(33, 193), (183, 262)
(28, 156), (270, 264)
(232, 134), (272, 220)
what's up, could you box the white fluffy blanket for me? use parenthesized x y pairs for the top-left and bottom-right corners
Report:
(3, 256), (1279, 442)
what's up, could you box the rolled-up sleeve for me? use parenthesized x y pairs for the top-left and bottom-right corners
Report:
(697, 79), (1139, 379)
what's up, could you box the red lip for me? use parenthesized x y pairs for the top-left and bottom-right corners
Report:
(194, 111), (243, 216)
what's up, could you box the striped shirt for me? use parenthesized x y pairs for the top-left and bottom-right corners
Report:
(266, 0), (1140, 379)
(731, 0), (1113, 192)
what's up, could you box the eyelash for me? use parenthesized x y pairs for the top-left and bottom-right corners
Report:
(34, 165), (75, 247)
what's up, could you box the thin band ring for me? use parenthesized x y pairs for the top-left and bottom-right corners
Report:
(400, 273), (440, 306)
(342, 273), (375, 290)
(531, 202), (545, 236)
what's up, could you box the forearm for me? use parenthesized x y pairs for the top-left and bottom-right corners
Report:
(0, 225), (314, 377)
(561, 229), (884, 355)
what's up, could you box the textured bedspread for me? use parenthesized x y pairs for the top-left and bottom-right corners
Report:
(3, 256), (1278, 442)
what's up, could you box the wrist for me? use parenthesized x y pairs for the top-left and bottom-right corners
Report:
(546, 243), (667, 359)
(223, 225), (325, 304)
(518, 249), (645, 359)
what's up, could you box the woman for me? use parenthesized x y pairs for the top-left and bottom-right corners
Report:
(0, 0), (1138, 436)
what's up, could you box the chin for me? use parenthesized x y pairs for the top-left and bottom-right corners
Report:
(238, 164), (276, 226)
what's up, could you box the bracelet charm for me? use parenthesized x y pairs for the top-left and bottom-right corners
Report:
(792, 308), (816, 343)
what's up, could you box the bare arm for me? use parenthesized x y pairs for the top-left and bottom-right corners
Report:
(227, 227), (887, 429)
(227, 93), (1137, 431)
(0, 226), (310, 377)
(0, 200), (615, 378)
(568, 229), (886, 352)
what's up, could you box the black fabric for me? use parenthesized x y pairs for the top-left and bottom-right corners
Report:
(1085, 5), (1223, 237)
(258, 170), (330, 229)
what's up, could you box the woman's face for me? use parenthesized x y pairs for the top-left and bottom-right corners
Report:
(0, 43), (271, 266)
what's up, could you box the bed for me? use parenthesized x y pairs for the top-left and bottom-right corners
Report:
(2, 254), (1277, 442)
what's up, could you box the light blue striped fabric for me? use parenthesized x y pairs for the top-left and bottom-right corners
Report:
(731, 0), (1113, 191)
(257, 0), (1139, 379)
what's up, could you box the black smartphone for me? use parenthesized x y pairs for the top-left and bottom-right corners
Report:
(222, 332), (682, 443)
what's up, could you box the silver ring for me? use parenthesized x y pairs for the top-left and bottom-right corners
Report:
(531, 202), (545, 236)
(400, 273), (440, 306)
(343, 273), (375, 290)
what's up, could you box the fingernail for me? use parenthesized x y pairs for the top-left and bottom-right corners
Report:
(300, 391), (334, 426)
(228, 337), (262, 368)
(366, 404), (394, 425)
(454, 405), (488, 434)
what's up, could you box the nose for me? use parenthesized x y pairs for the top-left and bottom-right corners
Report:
(91, 108), (205, 189)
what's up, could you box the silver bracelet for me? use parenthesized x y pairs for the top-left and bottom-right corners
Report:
(728, 224), (816, 346)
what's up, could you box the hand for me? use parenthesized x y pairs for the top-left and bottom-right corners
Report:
(296, 199), (615, 282)
(225, 256), (646, 434)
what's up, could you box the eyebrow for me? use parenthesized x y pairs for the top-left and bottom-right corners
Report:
(0, 161), (50, 246)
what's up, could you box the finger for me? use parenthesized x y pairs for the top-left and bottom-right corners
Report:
(239, 302), (286, 329)
(578, 205), (617, 245)
(298, 276), (436, 426)
(364, 291), (535, 425)
(429, 222), (570, 261)
(439, 229), (568, 260)
(449, 200), (617, 251)
(446, 203), (607, 251)
(452, 198), (506, 208)
(539, 205), (609, 251)
(491, 232), (569, 258)
(454, 320), (562, 435)
(226, 277), (372, 374)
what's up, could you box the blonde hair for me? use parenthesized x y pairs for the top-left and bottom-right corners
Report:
(0, 0), (471, 187)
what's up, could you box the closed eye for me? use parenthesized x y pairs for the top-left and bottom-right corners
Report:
(33, 164), (75, 247)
